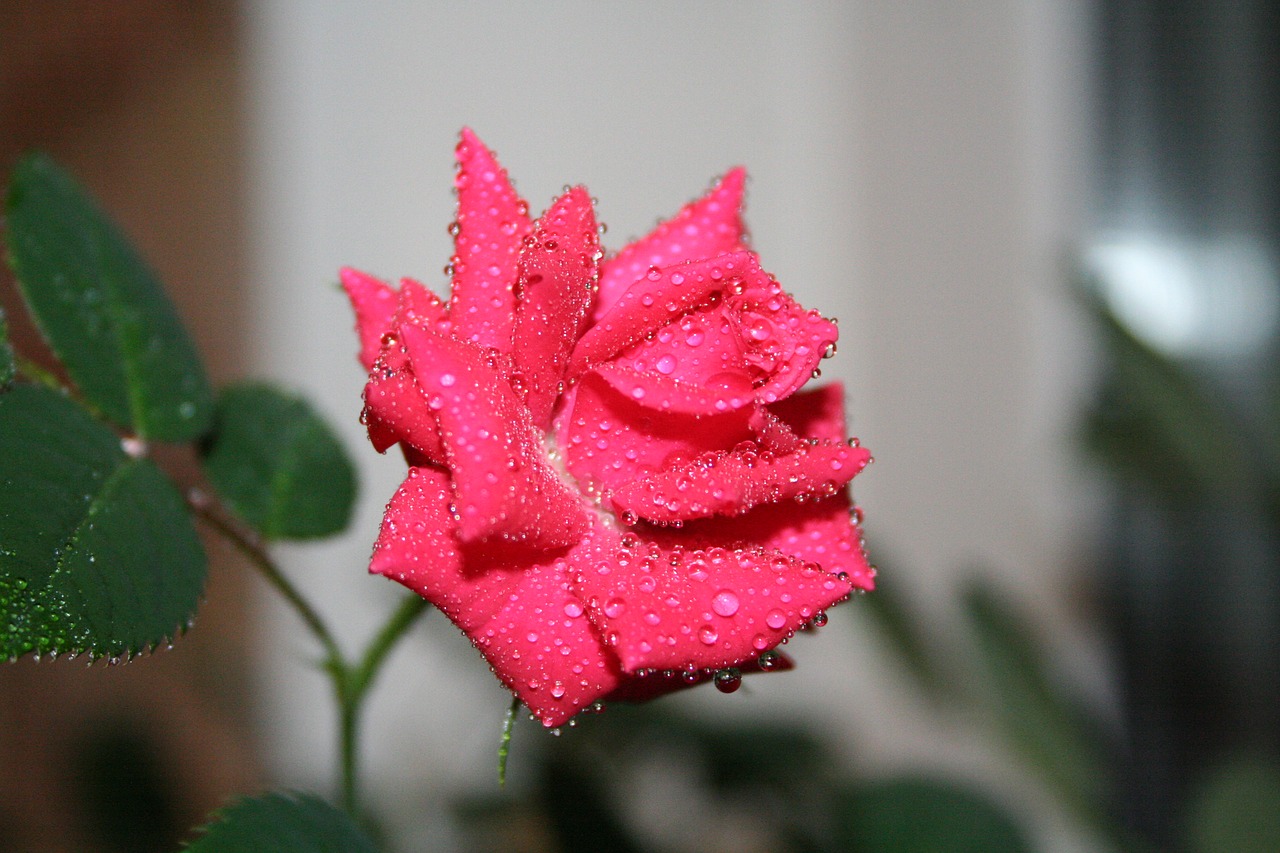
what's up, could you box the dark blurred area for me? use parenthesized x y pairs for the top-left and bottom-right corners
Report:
(1088, 0), (1280, 849)
(0, 3), (259, 852)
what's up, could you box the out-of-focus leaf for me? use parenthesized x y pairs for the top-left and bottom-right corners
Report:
(1080, 288), (1250, 504)
(541, 757), (644, 853)
(0, 384), (205, 659)
(962, 578), (1109, 820)
(200, 383), (356, 539)
(0, 305), (13, 387)
(4, 153), (212, 440)
(853, 570), (948, 698)
(1186, 755), (1280, 853)
(182, 791), (379, 853)
(834, 776), (1031, 853)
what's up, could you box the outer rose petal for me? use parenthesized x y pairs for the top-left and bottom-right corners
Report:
(401, 323), (590, 550)
(664, 496), (875, 591)
(359, 280), (450, 458)
(573, 539), (853, 673)
(371, 467), (623, 727)
(604, 651), (794, 704)
(449, 127), (533, 349)
(340, 267), (397, 372)
(560, 370), (753, 498)
(511, 187), (598, 427)
(594, 167), (747, 322)
(570, 252), (762, 378)
(768, 382), (849, 443)
(609, 439), (871, 525)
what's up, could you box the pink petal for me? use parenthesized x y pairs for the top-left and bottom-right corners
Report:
(559, 370), (753, 499)
(510, 187), (598, 427)
(667, 496), (875, 591)
(359, 280), (450, 459)
(574, 538), (853, 673)
(768, 382), (849, 443)
(371, 467), (623, 727)
(609, 439), (871, 525)
(569, 252), (763, 379)
(340, 267), (397, 372)
(401, 323), (590, 550)
(603, 650), (794, 704)
(448, 128), (533, 350)
(732, 276), (839, 405)
(594, 167), (747, 322)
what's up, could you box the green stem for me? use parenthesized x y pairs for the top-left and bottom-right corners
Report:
(193, 504), (344, 669)
(498, 694), (521, 787)
(194, 500), (430, 819)
(15, 355), (67, 391)
(339, 594), (430, 815)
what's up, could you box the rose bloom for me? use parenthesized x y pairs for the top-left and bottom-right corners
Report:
(342, 129), (872, 728)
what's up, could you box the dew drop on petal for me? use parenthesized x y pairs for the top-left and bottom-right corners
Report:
(698, 624), (719, 645)
(765, 609), (787, 630)
(711, 589), (740, 618)
(604, 598), (626, 618)
(563, 601), (584, 618)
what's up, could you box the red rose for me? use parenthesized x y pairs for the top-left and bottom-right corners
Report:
(343, 129), (872, 727)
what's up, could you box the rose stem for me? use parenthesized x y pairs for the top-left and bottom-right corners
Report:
(193, 501), (428, 817)
(338, 592), (430, 814)
(498, 694), (521, 787)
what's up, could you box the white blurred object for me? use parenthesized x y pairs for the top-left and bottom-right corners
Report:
(1088, 233), (1279, 358)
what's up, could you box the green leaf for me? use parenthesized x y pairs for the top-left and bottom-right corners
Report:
(854, 569), (949, 699)
(834, 777), (1031, 853)
(962, 579), (1109, 820)
(183, 791), (379, 853)
(0, 384), (205, 659)
(0, 305), (13, 387)
(4, 153), (212, 440)
(1186, 755), (1280, 853)
(201, 383), (356, 539)
(1079, 287), (1250, 504)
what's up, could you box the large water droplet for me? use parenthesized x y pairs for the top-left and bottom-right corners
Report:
(711, 589), (740, 617)
(714, 668), (742, 693)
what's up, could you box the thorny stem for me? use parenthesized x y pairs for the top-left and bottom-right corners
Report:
(192, 498), (430, 819)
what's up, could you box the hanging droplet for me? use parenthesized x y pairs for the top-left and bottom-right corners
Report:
(714, 668), (742, 693)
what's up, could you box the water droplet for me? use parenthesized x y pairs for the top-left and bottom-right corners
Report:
(439, 372), (457, 387)
(604, 598), (626, 618)
(698, 624), (718, 645)
(714, 668), (742, 693)
(563, 601), (584, 618)
(757, 650), (782, 670)
(765, 609), (787, 630)
(711, 589), (740, 617)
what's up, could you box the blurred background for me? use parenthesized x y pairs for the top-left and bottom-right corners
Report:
(2, 2), (1278, 851)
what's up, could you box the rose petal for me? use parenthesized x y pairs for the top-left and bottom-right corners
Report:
(371, 467), (622, 726)
(732, 277), (839, 405)
(594, 167), (747, 322)
(340, 267), (397, 372)
(560, 370), (753, 499)
(574, 538), (852, 673)
(511, 187), (598, 427)
(355, 278), (451, 457)
(448, 127), (533, 349)
(768, 382), (849, 443)
(665, 495), (875, 591)
(570, 252), (762, 378)
(401, 323), (590, 550)
(603, 650), (794, 704)
(591, 361), (757, 417)
(610, 438), (870, 525)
